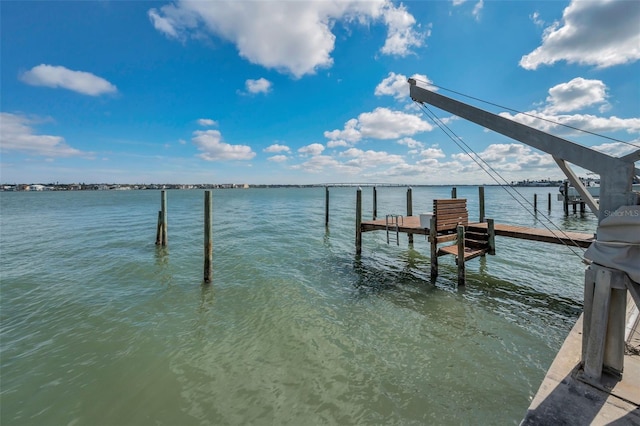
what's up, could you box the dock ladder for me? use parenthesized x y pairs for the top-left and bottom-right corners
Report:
(385, 214), (403, 245)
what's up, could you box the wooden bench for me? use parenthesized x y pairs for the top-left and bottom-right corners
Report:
(429, 199), (469, 244)
(429, 199), (489, 282)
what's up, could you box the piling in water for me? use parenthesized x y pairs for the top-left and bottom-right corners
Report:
(406, 187), (413, 244)
(487, 218), (495, 255)
(325, 186), (330, 227)
(457, 225), (465, 286)
(430, 216), (438, 280)
(451, 187), (457, 199)
(161, 190), (167, 246)
(356, 187), (362, 255)
(373, 186), (377, 220)
(204, 190), (212, 283)
(479, 186), (485, 222)
(155, 210), (162, 245)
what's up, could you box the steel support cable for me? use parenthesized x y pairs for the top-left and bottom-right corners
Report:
(411, 78), (640, 149)
(417, 102), (587, 261)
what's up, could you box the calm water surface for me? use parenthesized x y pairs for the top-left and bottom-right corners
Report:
(0, 186), (596, 425)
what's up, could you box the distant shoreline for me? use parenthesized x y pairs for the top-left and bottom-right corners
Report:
(1, 182), (551, 192)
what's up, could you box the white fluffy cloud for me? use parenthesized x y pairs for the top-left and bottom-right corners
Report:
(420, 147), (446, 159)
(148, 1), (425, 78)
(397, 137), (424, 149)
(291, 155), (358, 174)
(264, 144), (290, 153)
(325, 107), (432, 143)
(379, 3), (425, 56)
(245, 78), (272, 94)
(500, 111), (640, 136)
(544, 77), (608, 114)
(197, 118), (217, 126)
(520, 0), (640, 70)
(327, 139), (349, 148)
(192, 129), (255, 161)
(339, 148), (404, 168)
(375, 72), (433, 100)
(591, 142), (640, 158)
(267, 155), (288, 162)
(452, 143), (555, 172)
(0, 113), (85, 157)
(498, 77), (640, 136)
(20, 64), (117, 96)
(298, 143), (325, 157)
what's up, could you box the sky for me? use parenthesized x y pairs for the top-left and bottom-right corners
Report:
(1, 0), (639, 185)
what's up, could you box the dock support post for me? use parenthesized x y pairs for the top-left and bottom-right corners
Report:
(204, 190), (212, 283)
(155, 210), (162, 245)
(356, 187), (362, 255)
(325, 186), (330, 227)
(406, 187), (413, 244)
(563, 181), (569, 215)
(534, 193), (538, 213)
(580, 202), (585, 213)
(373, 186), (377, 220)
(479, 186), (485, 222)
(457, 225), (465, 286)
(487, 218), (495, 255)
(161, 190), (167, 246)
(582, 265), (627, 381)
(548, 192), (552, 211)
(451, 187), (457, 199)
(430, 216), (438, 280)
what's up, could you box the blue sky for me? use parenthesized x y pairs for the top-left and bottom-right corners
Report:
(1, 0), (639, 185)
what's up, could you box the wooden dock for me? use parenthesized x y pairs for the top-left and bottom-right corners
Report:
(360, 217), (594, 248)
(470, 222), (594, 248)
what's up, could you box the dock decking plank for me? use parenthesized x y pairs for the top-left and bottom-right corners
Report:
(360, 217), (594, 248)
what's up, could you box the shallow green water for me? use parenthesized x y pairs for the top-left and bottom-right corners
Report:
(0, 186), (596, 425)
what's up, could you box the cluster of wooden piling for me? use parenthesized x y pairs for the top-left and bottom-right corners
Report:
(560, 181), (587, 214)
(154, 190), (213, 284)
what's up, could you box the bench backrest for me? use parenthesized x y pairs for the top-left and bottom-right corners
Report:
(433, 199), (468, 232)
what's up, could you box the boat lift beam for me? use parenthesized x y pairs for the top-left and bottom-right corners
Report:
(408, 79), (638, 222)
(409, 78), (639, 384)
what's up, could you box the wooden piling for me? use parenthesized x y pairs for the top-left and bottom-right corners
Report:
(451, 187), (457, 199)
(563, 181), (569, 215)
(161, 190), (167, 246)
(479, 186), (485, 222)
(457, 225), (465, 286)
(430, 216), (438, 279)
(548, 192), (552, 211)
(534, 193), (538, 213)
(155, 210), (162, 245)
(373, 186), (377, 220)
(204, 190), (212, 283)
(356, 187), (362, 255)
(580, 202), (585, 213)
(325, 186), (329, 226)
(406, 187), (413, 244)
(487, 218), (495, 255)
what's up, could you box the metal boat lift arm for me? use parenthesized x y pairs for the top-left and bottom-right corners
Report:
(408, 79), (638, 221)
